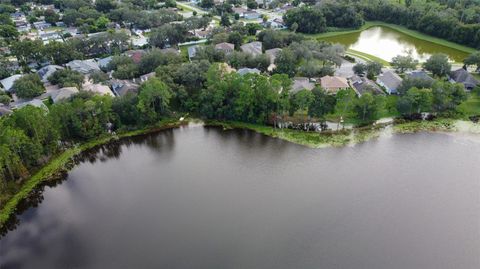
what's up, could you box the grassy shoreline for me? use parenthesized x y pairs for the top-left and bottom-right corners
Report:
(0, 119), (184, 228)
(205, 118), (477, 148)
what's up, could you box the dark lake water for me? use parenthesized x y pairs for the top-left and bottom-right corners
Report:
(1, 124), (480, 269)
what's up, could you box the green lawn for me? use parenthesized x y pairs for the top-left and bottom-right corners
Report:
(346, 49), (391, 66)
(457, 94), (480, 117)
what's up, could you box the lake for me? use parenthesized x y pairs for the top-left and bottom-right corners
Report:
(320, 26), (470, 62)
(1, 124), (480, 269)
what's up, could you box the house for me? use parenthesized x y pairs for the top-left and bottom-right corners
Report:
(349, 76), (384, 96)
(139, 72), (156, 83)
(265, 48), (282, 64)
(111, 79), (139, 96)
(215, 42), (235, 55)
(0, 105), (12, 117)
(33, 21), (52, 30)
(159, 48), (180, 55)
(37, 65), (64, 83)
(0, 74), (23, 92)
(14, 99), (48, 111)
(39, 31), (62, 43)
(406, 70), (434, 82)
(83, 79), (114, 96)
(449, 68), (479, 90)
(51, 87), (79, 103)
(97, 56), (113, 70)
(244, 11), (261, 20)
(237, 68), (260, 76)
(232, 7), (248, 17)
(269, 17), (286, 29)
(241, 41), (263, 57)
(66, 60), (101, 74)
(320, 76), (350, 94)
(292, 77), (315, 93)
(376, 71), (403, 94)
(188, 45), (200, 61)
(125, 50), (146, 64)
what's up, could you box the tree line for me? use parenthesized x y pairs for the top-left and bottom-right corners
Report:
(284, 0), (480, 49)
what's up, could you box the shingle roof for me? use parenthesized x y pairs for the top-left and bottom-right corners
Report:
(237, 68), (260, 76)
(407, 70), (434, 82)
(241, 42), (263, 57)
(377, 71), (402, 91)
(320, 76), (349, 94)
(450, 68), (479, 89)
(292, 77), (315, 93)
(66, 60), (100, 74)
(51, 87), (79, 103)
(37, 65), (64, 82)
(0, 74), (23, 92)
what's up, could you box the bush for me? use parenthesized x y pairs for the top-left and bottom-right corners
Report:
(13, 74), (45, 99)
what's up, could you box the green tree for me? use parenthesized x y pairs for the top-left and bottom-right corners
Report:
(48, 69), (85, 88)
(0, 25), (19, 41)
(13, 74), (45, 98)
(274, 48), (297, 77)
(354, 93), (381, 122)
(423, 53), (451, 77)
(365, 61), (383, 79)
(464, 51), (480, 72)
(293, 89), (314, 112)
(44, 9), (59, 24)
(220, 14), (231, 27)
(137, 78), (172, 123)
(391, 54), (418, 73)
(396, 87), (433, 116)
(308, 86), (336, 118)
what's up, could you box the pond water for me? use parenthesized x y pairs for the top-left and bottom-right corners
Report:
(320, 26), (470, 62)
(1, 125), (480, 269)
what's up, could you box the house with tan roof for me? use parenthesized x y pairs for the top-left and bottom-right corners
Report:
(320, 76), (349, 94)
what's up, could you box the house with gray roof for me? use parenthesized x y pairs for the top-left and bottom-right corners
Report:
(66, 59), (100, 74)
(51, 87), (79, 103)
(111, 79), (139, 96)
(349, 76), (384, 96)
(215, 42), (234, 55)
(376, 71), (403, 94)
(0, 74), (23, 92)
(237, 68), (260, 76)
(97, 56), (113, 70)
(449, 68), (479, 90)
(0, 105), (12, 117)
(37, 65), (64, 83)
(292, 77), (315, 93)
(14, 99), (48, 111)
(406, 70), (434, 82)
(241, 41), (263, 57)
(265, 48), (282, 64)
(188, 45), (200, 61)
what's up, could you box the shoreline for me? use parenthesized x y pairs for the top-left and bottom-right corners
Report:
(0, 119), (185, 228)
(205, 118), (480, 148)
(1, 117), (479, 228)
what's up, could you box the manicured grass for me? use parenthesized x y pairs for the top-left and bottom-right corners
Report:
(457, 94), (480, 117)
(0, 119), (184, 228)
(312, 21), (477, 55)
(347, 49), (391, 66)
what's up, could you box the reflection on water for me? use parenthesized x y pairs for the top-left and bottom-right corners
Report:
(1, 126), (479, 269)
(320, 26), (469, 62)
